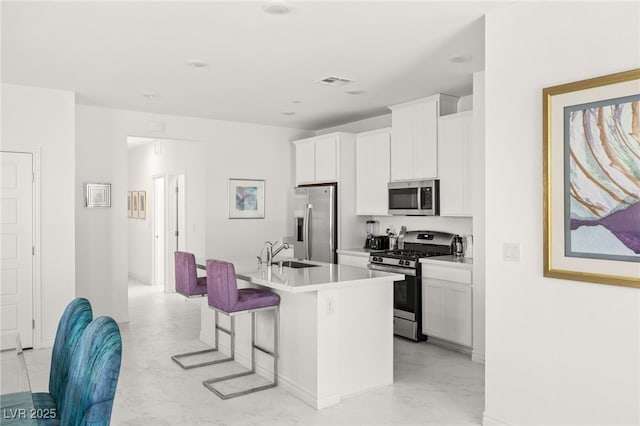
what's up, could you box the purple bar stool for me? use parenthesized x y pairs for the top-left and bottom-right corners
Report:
(202, 259), (280, 399)
(171, 251), (219, 369)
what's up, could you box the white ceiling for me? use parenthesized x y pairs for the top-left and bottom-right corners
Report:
(1, 1), (506, 130)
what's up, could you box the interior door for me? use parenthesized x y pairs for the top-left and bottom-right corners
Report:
(0, 152), (34, 349)
(153, 176), (165, 287)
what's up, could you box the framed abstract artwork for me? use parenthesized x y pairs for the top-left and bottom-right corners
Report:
(228, 178), (265, 219)
(543, 69), (640, 288)
(84, 183), (111, 208)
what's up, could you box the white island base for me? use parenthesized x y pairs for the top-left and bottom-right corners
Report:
(199, 262), (400, 409)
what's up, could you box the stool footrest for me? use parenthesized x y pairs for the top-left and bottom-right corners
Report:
(171, 348), (233, 370)
(203, 369), (276, 400)
(253, 344), (276, 357)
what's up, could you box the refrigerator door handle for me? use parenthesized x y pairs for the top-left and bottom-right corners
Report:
(303, 203), (312, 260)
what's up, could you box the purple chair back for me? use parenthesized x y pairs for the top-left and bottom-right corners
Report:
(206, 260), (238, 312)
(175, 251), (199, 296)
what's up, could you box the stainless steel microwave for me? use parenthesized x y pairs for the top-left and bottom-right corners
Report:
(388, 179), (440, 216)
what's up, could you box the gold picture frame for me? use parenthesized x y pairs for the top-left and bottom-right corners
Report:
(543, 69), (640, 288)
(138, 191), (146, 220)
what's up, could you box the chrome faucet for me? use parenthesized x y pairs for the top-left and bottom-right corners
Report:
(264, 241), (290, 266)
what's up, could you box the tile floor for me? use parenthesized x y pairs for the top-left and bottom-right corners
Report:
(24, 280), (484, 426)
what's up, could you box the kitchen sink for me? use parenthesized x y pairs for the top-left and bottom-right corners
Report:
(275, 261), (319, 269)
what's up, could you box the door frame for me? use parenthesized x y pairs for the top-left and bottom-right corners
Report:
(1, 147), (41, 349)
(167, 171), (186, 293)
(151, 173), (167, 288)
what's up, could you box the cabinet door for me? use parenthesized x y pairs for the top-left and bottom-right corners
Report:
(422, 279), (446, 339)
(438, 112), (473, 216)
(295, 140), (315, 185)
(445, 283), (472, 346)
(461, 114), (473, 215)
(314, 134), (338, 182)
(356, 130), (390, 215)
(356, 135), (375, 214)
(414, 99), (439, 179)
(338, 254), (369, 268)
(390, 106), (415, 181)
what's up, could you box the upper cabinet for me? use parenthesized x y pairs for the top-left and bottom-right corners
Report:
(438, 111), (473, 216)
(294, 133), (339, 185)
(388, 94), (458, 182)
(356, 128), (391, 216)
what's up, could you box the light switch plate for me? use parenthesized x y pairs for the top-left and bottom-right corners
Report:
(503, 243), (521, 262)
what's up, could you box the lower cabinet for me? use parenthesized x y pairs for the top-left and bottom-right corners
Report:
(337, 252), (370, 269)
(422, 263), (472, 347)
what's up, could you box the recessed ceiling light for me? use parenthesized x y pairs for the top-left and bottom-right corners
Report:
(449, 55), (471, 64)
(142, 92), (160, 99)
(292, 100), (301, 104)
(185, 59), (208, 68)
(280, 111), (296, 116)
(314, 76), (354, 87)
(263, 0), (292, 14)
(345, 89), (364, 95)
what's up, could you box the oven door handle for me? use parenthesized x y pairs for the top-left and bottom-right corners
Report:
(367, 263), (416, 276)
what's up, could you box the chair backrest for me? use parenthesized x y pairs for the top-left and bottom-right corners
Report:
(49, 298), (93, 402)
(175, 251), (198, 296)
(60, 316), (122, 426)
(206, 259), (238, 312)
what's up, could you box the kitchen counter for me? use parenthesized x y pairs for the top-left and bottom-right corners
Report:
(200, 258), (399, 410)
(336, 247), (379, 257)
(237, 259), (401, 293)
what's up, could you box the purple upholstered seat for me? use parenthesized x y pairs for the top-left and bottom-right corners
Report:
(175, 251), (207, 297)
(206, 259), (279, 313)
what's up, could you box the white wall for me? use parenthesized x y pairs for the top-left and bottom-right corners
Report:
(2, 84), (76, 347)
(127, 140), (207, 284)
(484, 3), (640, 425)
(75, 105), (310, 322)
(316, 114), (392, 136)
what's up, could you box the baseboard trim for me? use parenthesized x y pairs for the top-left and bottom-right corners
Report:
(483, 412), (510, 425)
(427, 336), (472, 355)
(472, 351), (486, 364)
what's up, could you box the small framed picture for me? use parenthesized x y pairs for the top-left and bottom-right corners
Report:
(85, 183), (111, 208)
(127, 192), (132, 218)
(138, 191), (146, 220)
(228, 178), (265, 219)
(132, 191), (139, 218)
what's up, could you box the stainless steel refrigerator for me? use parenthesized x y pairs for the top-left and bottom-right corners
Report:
(292, 184), (337, 263)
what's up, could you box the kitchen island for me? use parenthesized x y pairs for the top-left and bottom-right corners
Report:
(199, 260), (402, 409)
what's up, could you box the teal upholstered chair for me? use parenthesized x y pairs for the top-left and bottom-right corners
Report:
(32, 298), (93, 415)
(59, 316), (122, 425)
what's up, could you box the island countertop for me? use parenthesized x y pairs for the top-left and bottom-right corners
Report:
(236, 259), (402, 294)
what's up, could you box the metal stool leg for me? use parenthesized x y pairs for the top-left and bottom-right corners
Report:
(171, 310), (234, 369)
(203, 306), (279, 399)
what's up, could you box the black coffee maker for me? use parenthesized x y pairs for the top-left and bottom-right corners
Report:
(364, 221), (389, 250)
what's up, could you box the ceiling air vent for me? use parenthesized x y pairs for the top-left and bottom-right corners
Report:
(314, 76), (353, 87)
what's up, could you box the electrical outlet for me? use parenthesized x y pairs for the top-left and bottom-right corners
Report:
(327, 296), (335, 314)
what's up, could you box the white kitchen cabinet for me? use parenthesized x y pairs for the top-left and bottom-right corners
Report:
(294, 134), (340, 185)
(422, 262), (472, 347)
(295, 139), (316, 185)
(438, 111), (473, 216)
(337, 253), (369, 268)
(388, 94), (458, 182)
(292, 133), (361, 251)
(356, 128), (390, 216)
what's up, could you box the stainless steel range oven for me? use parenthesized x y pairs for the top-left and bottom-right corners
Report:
(368, 230), (454, 341)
